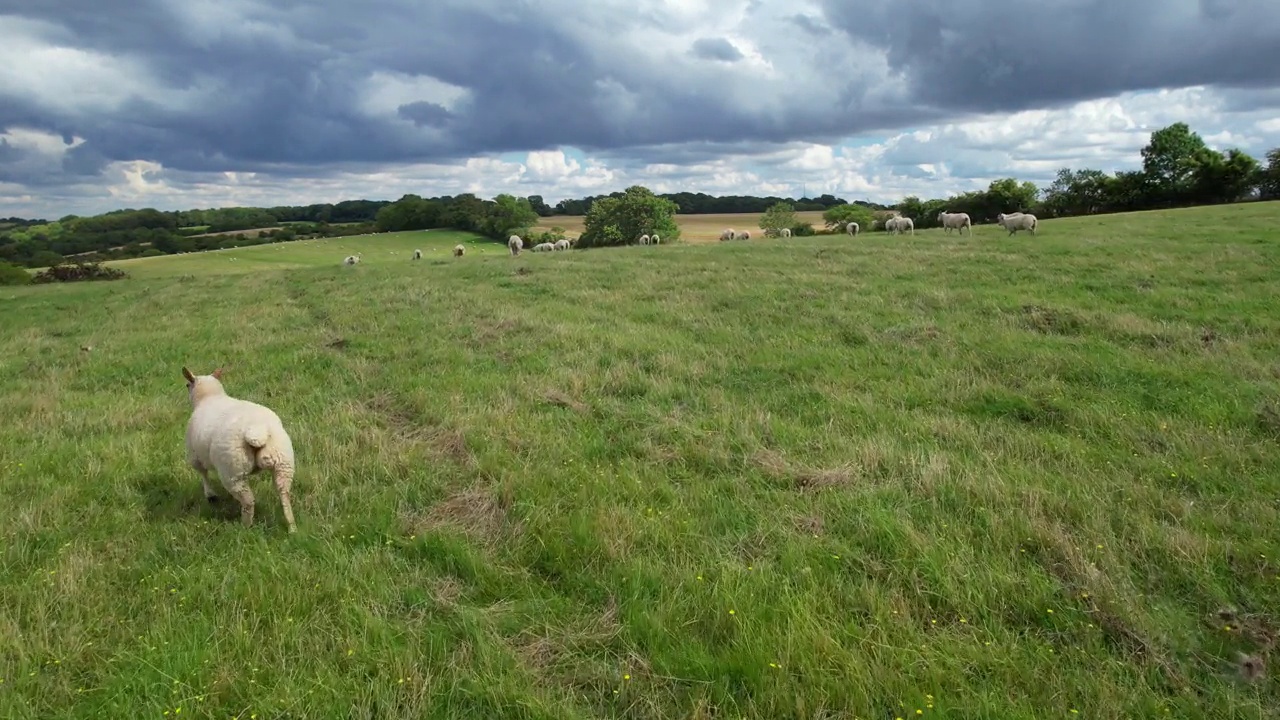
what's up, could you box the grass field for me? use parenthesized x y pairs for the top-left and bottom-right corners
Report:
(533, 210), (831, 241)
(2, 203), (1279, 719)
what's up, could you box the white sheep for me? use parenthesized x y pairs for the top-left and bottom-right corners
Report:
(937, 211), (972, 235)
(342, 253), (362, 265)
(553, 239), (570, 251)
(508, 235), (523, 256)
(846, 222), (860, 236)
(533, 242), (555, 252)
(650, 233), (661, 245)
(780, 228), (792, 238)
(638, 234), (651, 245)
(886, 216), (915, 235)
(740, 230), (751, 241)
(996, 212), (1038, 235)
(720, 228), (735, 242)
(412, 249), (423, 260)
(182, 367), (297, 533)
(453, 244), (465, 257)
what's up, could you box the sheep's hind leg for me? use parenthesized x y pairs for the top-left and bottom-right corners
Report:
(273, 466), (298, 534)
(224, 477), (256, 528)
(194, 464), (218, 503)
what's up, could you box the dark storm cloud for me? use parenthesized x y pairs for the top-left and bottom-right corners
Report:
(690, 38), (744, 62)
(820, 0), (1280, 114)
(1, 0), (1278, 192)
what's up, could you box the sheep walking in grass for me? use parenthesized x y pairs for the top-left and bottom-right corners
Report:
(996, 212), (1038, 235)
(533, 242), (555, 252)
(453, 244), (465, 257)
(937, 211), (972, 235)
(182, 367), (297, 533)
(650, 233), (661, 245)
(780, 228), (792, 238)
(886, 216), (915, 235)
(508, 235), (524, 256)
(412, 249), (423, 260)
(553, 239), (570, 251)
(638, 234), (651, 246)
(740, 230), (751, 241)
(720, 228), (735, 242)
(342, 253), (362, 266)
(846, 222), (860, 236)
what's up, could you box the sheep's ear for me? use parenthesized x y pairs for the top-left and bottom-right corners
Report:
(182, 367), (196, 384)
(211, 367), (224, 379)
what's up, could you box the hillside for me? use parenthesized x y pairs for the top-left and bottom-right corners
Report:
(1, 203), (1279, 718)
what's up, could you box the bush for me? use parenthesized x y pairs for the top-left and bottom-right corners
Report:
(790, 223), (816, 237)
(30, 261), (128, 284)
(0, 260), (31, 286)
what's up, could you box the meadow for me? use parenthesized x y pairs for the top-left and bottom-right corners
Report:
(533, 210), (831, 242)
(1, 204), (1279, 719)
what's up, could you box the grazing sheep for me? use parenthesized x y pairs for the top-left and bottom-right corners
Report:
(533, 242), (555, 252)
(453, 244), (465, 257)
(638, 234), (651, 245)
(412, 249), (423, 260)
(720, 228), (736, 242)
(508, 235), (523, 256)
(996, 212), (1038, 235)
(342, 253), (362, 266)
(740, 230), (750, 241)
(886, 216), (915, 235)
(846, 222), (860, 236)
(553, 239), (571, 251)
(650, 233), (661, 245)
(937, 211), (972, 235)
(182, 367), (297, 533)
(780, 228), (792, 238)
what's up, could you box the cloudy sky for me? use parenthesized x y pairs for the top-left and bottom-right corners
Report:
(2, 0), (1279, 218)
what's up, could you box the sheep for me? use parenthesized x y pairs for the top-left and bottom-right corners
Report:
(650, 233), (661, 245)
(453, 244), (465, 257)
(780, 228), (792, 238)
(508, 234), (524, 256)
(846, 222), (860, 236)
(412, 249), (423, 260)
(638, 234), (650, 246)
(182, 367), (297, 533)
(886, 216), (915, 235)
(720, 228), (735, 242)
(553, 239), (571, 251)
(996, 212), (1038, 235)
(533, 242), (555, 252)
(937, 211), (972, 235)
(342, 253), (362, 266)
(741, 230), (751, 241)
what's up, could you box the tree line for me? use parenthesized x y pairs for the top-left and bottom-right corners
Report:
(4, 121), (1279, 267)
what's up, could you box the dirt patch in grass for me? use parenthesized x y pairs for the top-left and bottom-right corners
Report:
(364, 393), (476, 467)
(402, 487), (521, 548)
(753, 449), (854, 490)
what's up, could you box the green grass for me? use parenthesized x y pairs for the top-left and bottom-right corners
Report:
(2, 204), (1279, 719)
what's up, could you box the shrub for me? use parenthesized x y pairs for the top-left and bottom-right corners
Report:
(0, 260), (31, 286)
(30, 261), (128, 284)
(790, 223), (816, 237)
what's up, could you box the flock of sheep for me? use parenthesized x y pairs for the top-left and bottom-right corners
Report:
(338, 209), (1039, 268)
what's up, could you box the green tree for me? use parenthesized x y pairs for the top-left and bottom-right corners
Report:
(1258, 148), (1280, 200)
(986, 177), (1039, 215)
(527, 195), (553, 217)
(484, 194), (539, 240)
(1141, 122), (1208, 205)
(578, 186), (681, 248)
(758, 202), (798, 237)
(821, 203), (875, 232)
(1187, 147), (1260, 204)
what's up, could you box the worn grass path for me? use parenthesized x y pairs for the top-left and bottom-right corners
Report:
(1, 206), (1279, 719)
